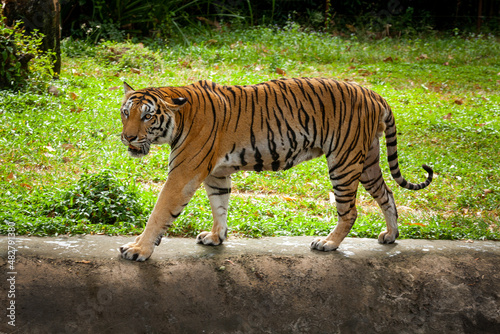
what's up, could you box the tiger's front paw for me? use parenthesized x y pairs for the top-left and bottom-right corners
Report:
(119, 241), (154, 262)
(310, 238), (339, 252)
(196, 231), (224, 246)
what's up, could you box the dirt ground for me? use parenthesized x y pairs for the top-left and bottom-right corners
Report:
(1, 236), (499, 333)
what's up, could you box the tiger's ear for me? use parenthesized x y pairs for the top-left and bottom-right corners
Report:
(158, 96), (188, 114)
(172, 97), (188, 107)
(123, 82), (135, 94)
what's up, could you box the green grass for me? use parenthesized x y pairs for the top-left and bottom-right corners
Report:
(1, 25), (499, 241)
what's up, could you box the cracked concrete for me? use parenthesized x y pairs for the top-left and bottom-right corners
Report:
(1, 236), (499, 333)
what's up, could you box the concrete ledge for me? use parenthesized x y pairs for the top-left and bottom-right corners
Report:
(1, 236), (500, 333)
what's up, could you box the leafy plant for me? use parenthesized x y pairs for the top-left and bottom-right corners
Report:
(44, 170), (148, 225)
(95, 41), (162, 72)
(0, 15), (55, 91)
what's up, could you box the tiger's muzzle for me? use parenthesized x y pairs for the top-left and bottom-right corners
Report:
(121, 134), (150, 158)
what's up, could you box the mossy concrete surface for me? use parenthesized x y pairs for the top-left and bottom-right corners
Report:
(1, 236), (499, 333)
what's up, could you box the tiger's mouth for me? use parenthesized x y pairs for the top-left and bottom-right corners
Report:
(127, 144), (149, 158)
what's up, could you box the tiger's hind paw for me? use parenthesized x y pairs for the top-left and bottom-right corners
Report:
(310, 238), (339, 252)
(119, 241), (154, 262)
(196, 231), (224, 246)
(378, 230), (399, 244)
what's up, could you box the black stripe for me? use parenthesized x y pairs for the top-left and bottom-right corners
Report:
(171, 210), (182, 218)
(387, 151), (398, 161)
(240, 149), (247, 166)
(386, 139), (397, 147)
(385, 131), (397, 139)
(253, 147), (264, 172)
(208, 187), (231, 196)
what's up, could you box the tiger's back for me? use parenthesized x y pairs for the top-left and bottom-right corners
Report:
(167, 78), (388, 178)
(118, 77), (433, 261)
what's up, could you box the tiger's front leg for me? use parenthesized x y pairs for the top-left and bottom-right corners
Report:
(120, 174), (202, 261)
(196, 175), (231, 246)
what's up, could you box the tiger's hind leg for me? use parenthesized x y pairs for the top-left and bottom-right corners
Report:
(360, 137), (399, 244)
(196, 175), (231, 246)
(310, 158), (363, 251)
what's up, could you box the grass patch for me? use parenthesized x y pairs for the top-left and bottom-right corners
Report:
(1, 26), (499, 241)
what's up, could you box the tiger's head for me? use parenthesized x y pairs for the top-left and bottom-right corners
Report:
(120, 82), (188, 158)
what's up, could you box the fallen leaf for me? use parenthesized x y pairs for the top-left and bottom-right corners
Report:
(417, 54), (428, 60)
(254, 271), (264, 280)
(7, 172), (15, 180)
(475, 123), (486, 127)
(20, 183), (32, 189)
(70, 107), (83, 113)
(454, 99), (464, 105)
(383, 56), (393, 62)
(206, 39), (217, 45)
(61, 144), (75, 150)
(130, 68), (141, 74)
(484, 189), (493, 194)
(180, 61), (192, 68)
(76, 260), (92, 264)
(443, 62), (449, 66)
(443, 113), (452, 120)
(358, 69), (372, 76)
(108, 86), (120, 91)
(408, 222), (426, 227)
(69, 92), (78, 100)
(275, 68), (286, 76)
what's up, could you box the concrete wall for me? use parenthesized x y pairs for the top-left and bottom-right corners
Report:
(1, 236), (499, 333)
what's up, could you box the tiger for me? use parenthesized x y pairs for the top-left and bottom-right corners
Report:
(118, 78), (433, 261)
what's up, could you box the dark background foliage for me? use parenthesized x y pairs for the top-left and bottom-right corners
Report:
(60, 0), (499, 41)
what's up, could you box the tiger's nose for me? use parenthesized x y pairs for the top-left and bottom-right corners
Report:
(123, 134), (137, 143)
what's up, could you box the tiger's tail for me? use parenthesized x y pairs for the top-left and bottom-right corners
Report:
(383, 108), (433, 190)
